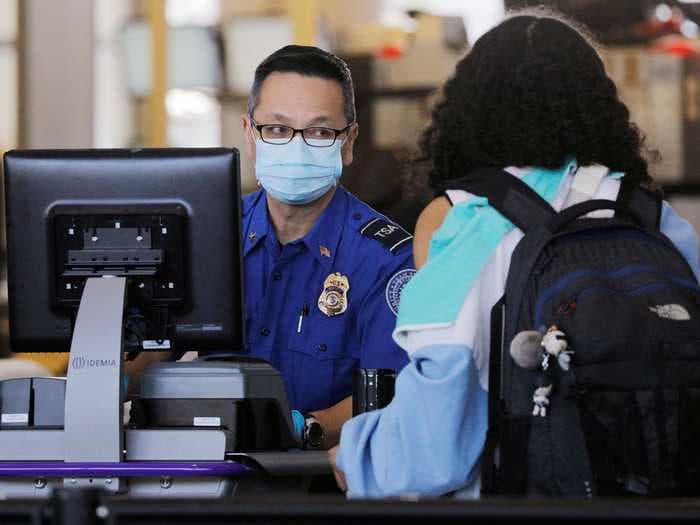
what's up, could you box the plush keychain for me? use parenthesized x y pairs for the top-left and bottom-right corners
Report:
(510, 325), (575, 418)
(532, 375), (553, 417)
(541, 325), (574, 371)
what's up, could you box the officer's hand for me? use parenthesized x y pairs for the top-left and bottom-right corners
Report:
(328, 445), (347, 492)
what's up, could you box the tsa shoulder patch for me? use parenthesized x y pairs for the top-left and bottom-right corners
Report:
(385, 268), (416, 316)
(360, 218), (412, 253)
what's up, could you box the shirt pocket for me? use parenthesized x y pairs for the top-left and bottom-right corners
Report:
(285, 310), (355, 412)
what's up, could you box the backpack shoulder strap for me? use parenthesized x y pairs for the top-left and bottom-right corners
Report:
(446, 168), (556, 233)
(616, 180), (663, 230)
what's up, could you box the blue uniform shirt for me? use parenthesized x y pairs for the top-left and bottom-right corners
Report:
(242, 187), (413, 415)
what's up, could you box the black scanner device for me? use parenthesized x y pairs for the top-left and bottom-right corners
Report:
(130, 357), (301, 452)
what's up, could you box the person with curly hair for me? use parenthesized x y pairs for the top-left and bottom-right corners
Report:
(411, 9), (656, 268)
(328, 9), (700, 498)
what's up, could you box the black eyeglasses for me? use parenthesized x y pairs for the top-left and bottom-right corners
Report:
(250, 118), (352, 148)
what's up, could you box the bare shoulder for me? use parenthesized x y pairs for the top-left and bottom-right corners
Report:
(413, 196), (451, 269)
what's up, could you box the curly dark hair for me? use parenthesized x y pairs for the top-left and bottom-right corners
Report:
(414, 9), (655, 197)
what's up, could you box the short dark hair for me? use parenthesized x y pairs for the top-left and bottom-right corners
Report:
(414, 8), (656, 196)
(247, 45), (356, 124)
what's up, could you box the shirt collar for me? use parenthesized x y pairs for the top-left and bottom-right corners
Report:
(242, 187), (347, 270)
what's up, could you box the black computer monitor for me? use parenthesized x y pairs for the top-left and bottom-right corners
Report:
(3, 148), (244, 354)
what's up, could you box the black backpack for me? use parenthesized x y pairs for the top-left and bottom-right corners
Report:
(454, 168), (700, 498)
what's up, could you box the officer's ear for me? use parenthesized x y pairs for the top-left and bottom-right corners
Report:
(242, 114), (256, 161)
(341, 122), (359, 167)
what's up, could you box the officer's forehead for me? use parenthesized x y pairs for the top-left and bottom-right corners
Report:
(255, 72), (345, 125)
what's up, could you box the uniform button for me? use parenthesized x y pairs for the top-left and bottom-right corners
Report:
(272, 272), (282, 281)
(353, 213), (361, 220)
(261, 328), (270, 336)
(318, 343), (327, 352)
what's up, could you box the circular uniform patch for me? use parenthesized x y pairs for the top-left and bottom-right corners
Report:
(385, 268), (416, 316)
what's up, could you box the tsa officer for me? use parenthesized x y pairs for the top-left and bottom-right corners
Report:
(241, 45), (415, 448)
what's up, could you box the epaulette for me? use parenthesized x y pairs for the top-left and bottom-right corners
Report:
(359, 218), (412, 254)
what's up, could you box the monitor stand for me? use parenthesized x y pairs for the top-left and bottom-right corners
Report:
(64, 277), (126, 466)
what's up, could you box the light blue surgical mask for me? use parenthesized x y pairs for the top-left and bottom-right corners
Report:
(254, 137), (344, 205)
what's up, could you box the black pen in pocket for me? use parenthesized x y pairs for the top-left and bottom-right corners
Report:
(297, 302), (309, 333)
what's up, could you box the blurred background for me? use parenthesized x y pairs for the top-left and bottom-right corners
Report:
(1, 0), (700, 366)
